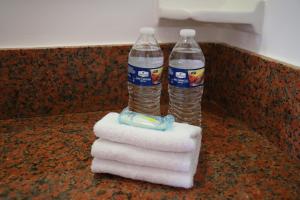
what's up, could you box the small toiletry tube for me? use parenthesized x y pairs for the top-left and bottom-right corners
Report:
(118, 107), (175, 131)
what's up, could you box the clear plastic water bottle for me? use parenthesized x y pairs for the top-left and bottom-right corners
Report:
(168, 29), (205, 126)
(128, 27), (164, 115)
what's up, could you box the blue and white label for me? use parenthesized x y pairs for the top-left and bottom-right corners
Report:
(128, 64), (163, 86)
(168, 66), (205, 88)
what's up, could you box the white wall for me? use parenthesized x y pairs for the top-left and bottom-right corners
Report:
(0, 0), (299, 66)
(217, 0), (300, 67)
(0, 0), (220, 48)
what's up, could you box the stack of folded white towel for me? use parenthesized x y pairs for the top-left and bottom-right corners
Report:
(91, 112), (202, 188)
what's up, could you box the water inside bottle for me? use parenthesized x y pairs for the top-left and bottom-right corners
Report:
(128, 33), (163, 115)
(168, 31), (205, 126)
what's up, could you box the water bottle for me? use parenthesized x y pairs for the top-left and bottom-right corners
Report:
(168, 29), (205, 126)
(128, 27), (164, 115)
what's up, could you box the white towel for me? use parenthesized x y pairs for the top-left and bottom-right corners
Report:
(91, 134), (202, 172)
(91, 134), (202, 188)
(91, 157), (196, 189)
(93, 112), (201, 152)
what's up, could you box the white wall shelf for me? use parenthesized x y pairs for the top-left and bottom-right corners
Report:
(158, 0), (265, 33)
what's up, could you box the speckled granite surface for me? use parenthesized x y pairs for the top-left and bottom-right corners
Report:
(0, 43), (298, 161)
(0, 43), (299, 198)
(1, 103), (299, 199)
(203, 44), (300, 161)
(0, 46), (130, 119)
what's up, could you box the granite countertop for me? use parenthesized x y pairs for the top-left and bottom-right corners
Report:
(1, 103), (299, 199)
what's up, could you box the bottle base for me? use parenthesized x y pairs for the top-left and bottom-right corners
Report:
(168, 85), (203, 126)
(168, 109), (201, 126)
(128, 82), (161, 116)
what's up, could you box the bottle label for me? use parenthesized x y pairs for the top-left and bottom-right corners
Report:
(128, 64), (163, 86)
(168, 66), (205, 88)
